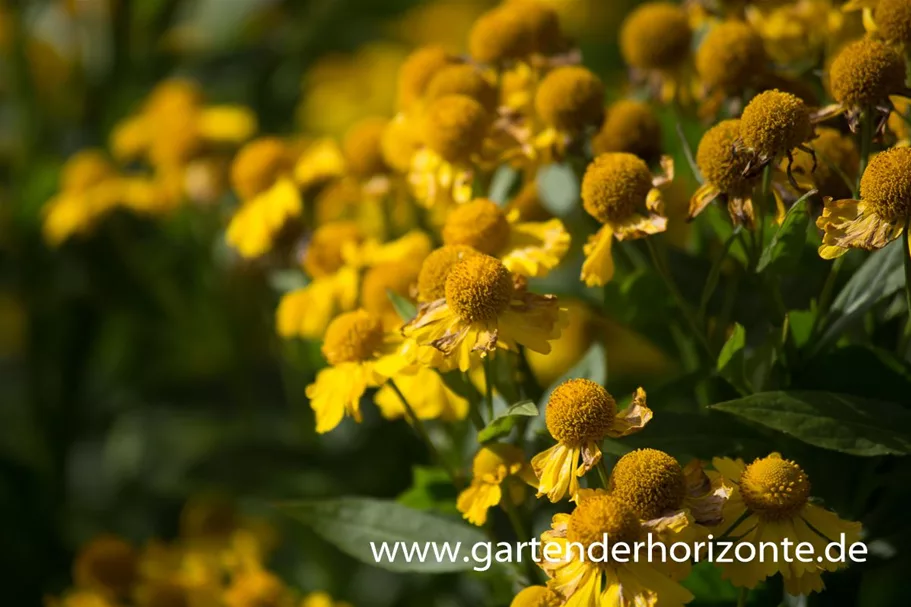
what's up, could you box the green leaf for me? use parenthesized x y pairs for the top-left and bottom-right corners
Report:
(711, 391), (911, 456)
(488, 165), (520, 204)
(788, 309), (816, 349)
(756, 192), (813, 273)
(717, 323), (749, 394)
(817, 241), (906, 352)
(536, 162), (578, 216)
(268, 269), (309, 293)
(477, 400), (538, 443)
(397, 466), (458, 514)
(387, 289), (417, 322)
(278, 497), (488, 572)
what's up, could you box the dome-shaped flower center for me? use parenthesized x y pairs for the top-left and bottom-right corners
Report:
(444, 255), (514, 322)
(425, 64), (498, 113)
(302, 222), (364, 278)
(620, 2), (692, 71)
(697, 119), (756, 195)
(829, 39), (906, 108)
(468, 6), (533, 64)
(534, 66), (605, 133)
(472, 443), (524, 480)
(581, 152), (653, 225)
(442, 199), (511, 255)
(860, 147), (911, 220)
(417, 245), (480, 303)
(740, 90), (813, 158)
(342, 117), (389, 178)
(567, 493), (642, 556)
(76, 537), (138, 596)
(321, 310), (385, 365)
(231, 138), (291, 200)
(592, 100), (662, 163)
(422, 95), (489, 164)
(397, 45), (455, 112)
(609, 448), (686, 520)
(62, 150), (115, 193)
(361, 261), (421, 324)
(696, 21), (766, 91)
(876, 0), (911, 45)
(740, 455), (810, 519)
(545, 378), (616, 445)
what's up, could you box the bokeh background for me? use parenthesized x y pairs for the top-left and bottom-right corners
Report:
(0, 1), (636, 605)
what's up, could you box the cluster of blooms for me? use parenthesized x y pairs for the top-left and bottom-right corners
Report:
(40, 0), (911, 604)
(46, 496), (348, 607)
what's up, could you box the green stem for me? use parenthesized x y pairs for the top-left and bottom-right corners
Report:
(389, 379), (461, 489)
(596, 458), (611, 488)
(737, 587), (748, 607)
(502, 493), (541, 583)
(857, 110), (874, 197)
(516, 346), (544, 403)
(645, 238), (714, 359)
(698, 225), (742, 324)
(901, 220), (911, 354)
(483, 355), (495, 420)
(809, 255), (845, 340)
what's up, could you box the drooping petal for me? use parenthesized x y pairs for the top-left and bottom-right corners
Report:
(456, 482), (502, 526)
(305, 363), (370, 433)
(581, 226), (615, 287)
(502, 217), (571, 278)
(606, 388), (653, 437)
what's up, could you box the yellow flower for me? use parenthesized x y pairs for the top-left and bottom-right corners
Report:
(396, 45), (458, 113)
(712, 453), (862, 594)
(695, 20), (766, 117)
(538, 490), (693, 606)
(225, 137), (303, 259)
(402, 254), (566, 372)
(457, 444), (537, 525)
(532, 380), (652, 502)
(73, 535), (138, 599)
(592, 100), (662, 165)
(620, 2), (695, 104)
(844, 0), (911, 44)
(817, 146), (911, 258)
(410, 94), (491, 208)
(425, 64), (499, 114)
(441, 198), (570, 278)
(42, 150), (119, 246)
(816, 38), (908, 132)
(342, 117), (391, 179)
(360, 260), (423, 330)
(45, 590), (116, 607)
(304, 310), (399, 433)
(224, 568), (294, 607)
(737, 89), (815, 177)
(375, 366), (468, 421)
(788, 127), (859, 201)
(300, 591), (352, 607)
(580, 152), (673, 286)
(509, 585), (561, 607)
(534, 66), (605, 136)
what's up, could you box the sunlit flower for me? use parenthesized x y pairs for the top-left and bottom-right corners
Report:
(592, 100), (662, 165)
(468, 1), (566, 66)
(844, 0), (911, 45)
(509, 585), (561, 607)
(817, 146), (911, 258)
(580, 152), (673, 286)
(396, 45), (458, 113)
(402, 254), (566, 371)
(441, 198), (570, 277)
(425, 63), (499, 114)
(360, 260), (424, 329)
(712, 453), (862, 595)
(374, 365), (468, 421)
(43, 151), (119, 246)
(457, 444), (537, 525)
(304, 310), (399, 433)
(538, 490), (693, 606)
(224, 568), (294, 607)
(532, 379), (652, 502)
(300, 591), (352, 607)
(620, 2), (695, 104)
(696, 20), (767, 117)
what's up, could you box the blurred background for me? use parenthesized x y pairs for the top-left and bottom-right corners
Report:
(0, 1), (645, 605)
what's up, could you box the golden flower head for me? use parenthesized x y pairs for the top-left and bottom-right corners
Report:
(441, 198), (510, 255)
(445, 254), (514, 322)
(303, 222), (364, 278)
(567, 492), (642, 551)
(381, 117), (421, 174)
(696, 21), (766, 91)
(534, 66), (605, 133)
(397, 45), (456, 112)
(876, 0), (911, 45)
(859, 146), (911, 220)
(61, 150), (115, 193)
(608, 448), (686, 520)
(417, 245), (480, 302)
(469, 6), (532, 64)
(828, 38), (906, 108)
(425, 64), (499, 114)
(740, 89), (813, 158)
(73, 536), (138, 597)
(697, 119), (755, 195)
(321, 309), (385, 365)
(361, 261), (421, 321)
(740, 454), (810, 519)
(592, 99), (662, 162)
(581, 152), (653, 224)
(230, 137), (292, 200)
(545, 378), (616, 445)
(791, 127), (858, 201)
(620, 2), (692, 71)
(510, 585), (562, 607)
(511, 0), (565, 55)
(421, 94), (489, 163)
(342, 117), (389, 178)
